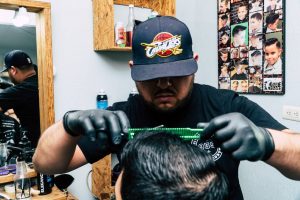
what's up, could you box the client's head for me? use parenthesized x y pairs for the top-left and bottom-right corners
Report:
(115, 131), (228, 200)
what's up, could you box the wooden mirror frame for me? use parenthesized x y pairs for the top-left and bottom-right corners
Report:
(0, 0), (54, 133)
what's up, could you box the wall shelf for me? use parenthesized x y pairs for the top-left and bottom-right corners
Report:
(93, 0), (176, 51)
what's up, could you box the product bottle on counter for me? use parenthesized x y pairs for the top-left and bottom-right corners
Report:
(37, 173), (53, 195)
(126, 4), (135, 47)
(14, 159), (31, 200)
(97, 89), (108, 109)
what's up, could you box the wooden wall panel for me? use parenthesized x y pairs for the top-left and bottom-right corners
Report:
(93, 0), (115, 50)
(92, 155), (113, 200)
(114, 0), (176, 14)
(36, 7), (55, 132)
(150, 0), (176, 16)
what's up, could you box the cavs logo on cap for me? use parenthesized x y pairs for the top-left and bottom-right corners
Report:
(141, 32), (183, 58)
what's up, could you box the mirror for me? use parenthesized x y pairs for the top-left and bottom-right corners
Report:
(0, 0), (54, 144)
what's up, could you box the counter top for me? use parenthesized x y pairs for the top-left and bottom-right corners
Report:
(0, 186), (78, 200)
(0, 166), (37, 184)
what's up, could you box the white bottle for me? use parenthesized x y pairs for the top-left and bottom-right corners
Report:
(115, 22), (126, 47)
(126, 4), (135, 47)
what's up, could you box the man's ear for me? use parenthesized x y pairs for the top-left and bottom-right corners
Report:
(128, 60), (133, 68)
(10, 66), (17, 74)
(193, 53), (199, 62)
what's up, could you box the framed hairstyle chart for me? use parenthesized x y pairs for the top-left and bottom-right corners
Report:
(218, 0), (285, 95)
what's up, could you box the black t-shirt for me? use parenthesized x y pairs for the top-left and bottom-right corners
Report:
(0, 75), (40, 147)
(78, 83), (286, 200)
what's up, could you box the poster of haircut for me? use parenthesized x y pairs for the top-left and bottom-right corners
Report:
(218, 0), (285, 95)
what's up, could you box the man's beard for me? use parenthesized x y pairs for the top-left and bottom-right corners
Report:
(143, 85), (194, 114)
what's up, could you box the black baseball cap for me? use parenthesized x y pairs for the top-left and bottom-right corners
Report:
(131, 16), (198, 81)
(1, 50), (33, 73)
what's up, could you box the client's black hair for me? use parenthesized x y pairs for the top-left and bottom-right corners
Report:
(120, 131), (229, 200)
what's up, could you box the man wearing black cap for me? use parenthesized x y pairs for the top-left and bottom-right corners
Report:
(0, 50), (40, 147)
(33, 16), (300, 199)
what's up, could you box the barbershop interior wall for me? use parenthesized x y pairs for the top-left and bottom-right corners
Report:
(192, 1), (300, 200)
(50, 0), (299, 199)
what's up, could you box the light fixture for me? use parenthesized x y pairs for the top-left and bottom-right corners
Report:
(12, 7), (29, 27)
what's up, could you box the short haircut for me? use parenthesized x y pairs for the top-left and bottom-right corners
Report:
(235, 59), (248, 67)
(240, 48), (248, 54)
(251, 50), (261, 57)
(265, 38), (281, 48)
(252, 0), (262, 3)
(251, 12), (262, 21)
(238, 2), (248, 9)
(221, 14), (229, 21)
(219, 49), (229, 56)
(120, 131), (229, 200)
(232, 25), (247, 36)
(266, 13), (280, 25)
(221, 31), (229, 37)
(232, 80), (239, 85)
(221, 63), (229, 68)
(241, 80), (248, 84)
(220, 0), (229, 4)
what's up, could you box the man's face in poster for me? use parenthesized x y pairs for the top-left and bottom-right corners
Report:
(219, 1), (228, 13)
(250, 18), (262, 32)
(237, 6), (247, 21)
(221, 34), (229, 45)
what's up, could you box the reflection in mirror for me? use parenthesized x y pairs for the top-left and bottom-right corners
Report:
(0, 8), (40, 148)
(0, 0), (53, 170)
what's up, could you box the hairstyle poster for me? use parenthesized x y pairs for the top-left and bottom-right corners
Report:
(218, 0), (285, 95)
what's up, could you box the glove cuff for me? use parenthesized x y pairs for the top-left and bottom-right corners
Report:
(62, 111), (79, 137)
(260, 127), (275, 161)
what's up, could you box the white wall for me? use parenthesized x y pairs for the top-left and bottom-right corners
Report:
(50, 0), (300, 199)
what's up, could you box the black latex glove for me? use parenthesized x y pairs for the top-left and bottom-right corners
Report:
(62, 110), (130, 145)
(198, 113), (275, 161)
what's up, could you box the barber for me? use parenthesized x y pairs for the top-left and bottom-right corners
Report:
(33, 16), (300, 200)
(0, 50), (40, 147)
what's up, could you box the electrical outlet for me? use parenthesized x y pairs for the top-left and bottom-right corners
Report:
(282, 105), (300, 122)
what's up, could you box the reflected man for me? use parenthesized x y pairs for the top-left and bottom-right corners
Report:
(0, 50), (40, 147)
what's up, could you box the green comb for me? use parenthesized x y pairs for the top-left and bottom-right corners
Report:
(127, 128), (203, 141)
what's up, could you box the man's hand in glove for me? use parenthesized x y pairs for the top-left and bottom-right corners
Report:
(62, 109), (130, 145)
(199, 112), (275, 161)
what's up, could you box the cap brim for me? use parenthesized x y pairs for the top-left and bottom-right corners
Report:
(131, 58), (198, 81)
